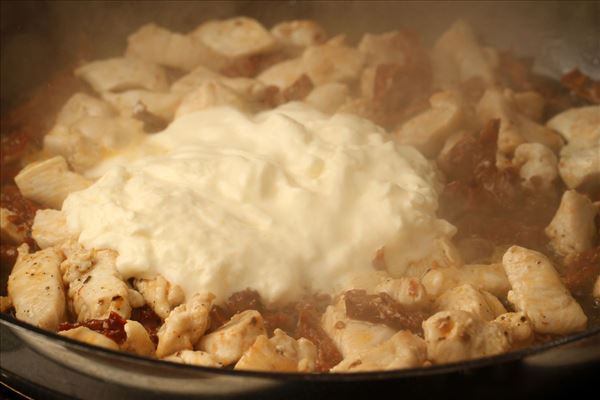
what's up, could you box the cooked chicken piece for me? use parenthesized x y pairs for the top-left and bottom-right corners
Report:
(422, 263), (510, 297)
(359, 66), (377, 99)
(513, 143), (558, 189)
(170, 65), (223, 95)
(391, 237), (463, 278)
(423, 310), (510, 364)
(219, 77), (275, 103)
(435, 284), (506, 321)
(357, 30), (422, 67)
(476, 88), (563, 156)
(126, 23), (223, 71)
(545, 190), (598, 256)
(54, 93), (116, 127)
(321, 295), (395, 358)
(14, 156), (92, 209)
(594, 276), (600, 298)
(304, 83), (350, 114)
(134, 275), (185, 319)
(513, 91), (545, 122)
(0, 208), (26, 243)
(493, 312), (534, 348)
(302, 43), (365, 86)
(59, 326), (119, 351)
(102, 90), (182, 121)
(257, 58), (306, 90)
(175, 80), (256, 118)
(396, 90), (465, 157)
(163, 350), (223, 368)
(557, 143), (600, 190)
(7, 244), (66, 330)
(271, 20), (327, 56)
(61, 245), (131, 322)
(502, 246), (587, 335)
(120, 320), (155, 357)
(374, 276), (431, 310)
(546, 105), (600, 146)
(198, 309), (266, 366)
(156, 292), (214, 358)
(332, 330), (427, 372)
(32, 209), (72, 249)
(0, 296), (12, 312)
(191, 17), (276, 60)
(75, 57), (168, 93)
(431, 20), (497, 88)
(235, 329), (317, 372)
(127, 288), (145, 308)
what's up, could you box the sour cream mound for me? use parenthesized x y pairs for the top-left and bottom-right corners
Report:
(63, 103), (454, 305)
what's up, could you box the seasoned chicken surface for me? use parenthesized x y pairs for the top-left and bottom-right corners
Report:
(163, 350), (223, 368)
(435, 284), (506, 321)
(7, 245), (66, 330)
(59, 326), (119, 351)
(502, 246), (587, 335)
(422, 263), (510, 297)
(134, 275), (185, 319)
(121, 320), (156, 357)
(32, 209), (72, 249)
(493, 312), (534, 348)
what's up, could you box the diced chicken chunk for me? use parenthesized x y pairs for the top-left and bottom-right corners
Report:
(374, 276), (431, 310)
(257, 58), (305, 90)
(513, 143), (558, 189)
(61, 244), (131, 321)
(302, 43), (365, 86)
(32, 209), (72, 249)
(321, 295), (395, 358)
(59, 326), (119, 350)
(121, 320), (155, 357)
(198, 309), (266, 366)
(156, 292), (214, 358)
(54, 93), (115, 127)
(14, 156), (92, 209)
(547, 105), (600, 146)
(435, 284), (506, 321)
(235, 329), (317, 372)
(332, 330), (427, 372)
(423, 310), (510, 364)
(304, 83), (350, 114)
(271, 20), (327, 56)
(388, 237), (463, 278)
(170, 65), (222, 95)
(502, 246), (587, 334)
(558, 143), (600, 190)
(396, 90), (465, 157)
(357, 30), (424, 67)
(7, 244), (66, 330)
(191, 17), (276, 60)
(102, 90), (181, 121)
(134, 275), (185, 319)
(175, 80), (256, 118)
(493, 312), (534, 348)
(422, 263), (510, 297)
(545, 190), (598, 256)
(0, 208), (26, 243)
(75, 57), (168, 93)
(126, 23), (222, 71)
(164, 350), (223, 367)
(513, 91), (545, 122)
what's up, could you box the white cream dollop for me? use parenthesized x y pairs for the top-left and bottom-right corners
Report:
(63, 103), (454, 305)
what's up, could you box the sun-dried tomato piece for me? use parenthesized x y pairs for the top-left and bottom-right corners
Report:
(130, 305), (162, 344)
(295, 301), (342, 371)
(59, 311), (128, 345)
(561, 68), (600, 104)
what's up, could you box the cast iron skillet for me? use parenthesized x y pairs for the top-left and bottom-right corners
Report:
(1, 1), (599, 398)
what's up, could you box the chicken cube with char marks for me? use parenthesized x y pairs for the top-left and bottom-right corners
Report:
(156, 292), (214, 358)
(7, 244), (66, 330)
(32, 209), (73, 249)
(493, 312), (534, 348)
(134, 275), (185, 319)
(235, 329), (317, 372)
(332, 330), (427, 372)
(198, 309), (266, 366)
(163, 350), (223, 368)
(59, 326), (119, 351)
(545, 190), (598, 257)
(121, 320), (156, 357)
(423, 310), (510, 364)
(61, 243), (131, 322)
(502, 246), (587, 335)
(435, 284), (506, 321)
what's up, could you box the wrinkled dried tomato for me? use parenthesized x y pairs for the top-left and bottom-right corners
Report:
(59, 311), (127, 345)
(130, 305), (162, 345)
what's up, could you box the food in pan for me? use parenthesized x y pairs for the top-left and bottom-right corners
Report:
(1, 16), (599, 373)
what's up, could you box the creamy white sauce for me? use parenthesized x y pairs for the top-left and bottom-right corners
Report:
(63, 103), (454, 305)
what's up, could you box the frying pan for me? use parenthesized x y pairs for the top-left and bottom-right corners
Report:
(1, 1), (599, 398)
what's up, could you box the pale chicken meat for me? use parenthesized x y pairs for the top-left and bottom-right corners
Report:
(198, 310), (266, 366)
(331, 330), (427, 372)
(493, 312), (534, 348)
(134, 275), (185, 319)
(61, 244), (131, 322)
(102, 90), (182, 121)
(170, 65), (223, 95)
(7, 244), (66, 330)
(271, 20), (327, 56)
(302, 43), (365, 86)
(357, 30), (421, 67)
(546, 105), (600, 146)
(423, 310), (510, 364)
(32, 209), (72, 249)
(389, 237), (463, 278)
(257, 58), (306, 90)
(155, 292), (214, 358)
(121, 320), (156, 357)
(321, 295), (396, 358)
(14, 156), (92, 209)
(304, 83), (350, 114)
(163, 350), (223, 368)
(435, 284), (507, 321)
(512, 91), (545, 122)
(0, 208), (26, 243)
(502, 246), (587, 335)
(421, 263), (510, 298)
(54, 93), (116, 127)
(513, 143), (559, 189)
(374, 276), (431, 310)
(545, 190), (598, 257)
(75, 57), (168, 93)
(557, 144), (600, 190)
(175, 80), (256, 118)
(59, 326), (119, 351)
(235, 329), (317, 372)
